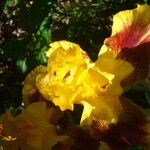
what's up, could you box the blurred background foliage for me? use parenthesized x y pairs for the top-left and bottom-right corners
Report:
(0, 0), (150, 116)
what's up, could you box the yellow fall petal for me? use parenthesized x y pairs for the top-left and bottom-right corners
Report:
(80, 96), (123, 126)
(92, 96), (123, 124)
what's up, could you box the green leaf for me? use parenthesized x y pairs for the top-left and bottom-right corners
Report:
(16, 58), (27, 73)
(37, 17), (51, 43)
(36, 49), (47, 64)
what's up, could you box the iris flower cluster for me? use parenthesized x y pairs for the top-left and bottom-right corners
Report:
(0, 5), (150, 150)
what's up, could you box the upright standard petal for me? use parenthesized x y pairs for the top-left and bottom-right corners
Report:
(36, 41), (90, 111)
(46, 40), (89, 78)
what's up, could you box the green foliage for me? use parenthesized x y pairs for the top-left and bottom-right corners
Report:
(0, 0), (52, 113)
(16, 58), (27, 73)
(123, 79), (150, 108)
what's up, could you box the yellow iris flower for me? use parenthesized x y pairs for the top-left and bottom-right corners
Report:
(0, 102), (67, 150)
(34, 41), (133, 125)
